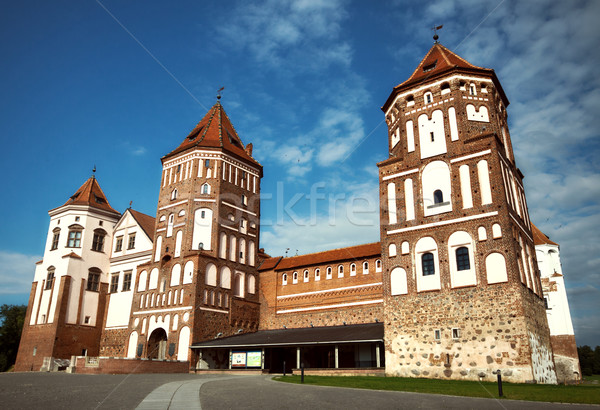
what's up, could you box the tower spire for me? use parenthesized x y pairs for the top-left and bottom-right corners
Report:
(432, 24), (443, 43)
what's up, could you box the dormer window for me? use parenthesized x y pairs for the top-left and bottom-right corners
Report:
(93, 194), (105, 204)
(422, 60), (437, 73)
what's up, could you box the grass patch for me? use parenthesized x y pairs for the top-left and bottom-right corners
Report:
(274, 375), (600, 404)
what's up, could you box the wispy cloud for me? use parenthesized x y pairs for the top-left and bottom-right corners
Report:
(0, 251), (39, 295)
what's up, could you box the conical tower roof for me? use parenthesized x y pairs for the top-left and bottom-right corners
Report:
(531, 223), (559, 246)
(61, 176), (119, 215)
(382, 43), (508, 111)
(163, 101), (261, 169)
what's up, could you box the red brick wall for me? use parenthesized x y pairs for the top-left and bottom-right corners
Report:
(74, 356), (188, 374)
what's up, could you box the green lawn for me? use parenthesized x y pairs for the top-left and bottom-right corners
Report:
(274, 375), (600, 404)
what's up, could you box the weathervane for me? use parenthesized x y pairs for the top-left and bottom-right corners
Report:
(217, 87), (225, 100)
(92, 164), (96, 178)
(432, 24), (443, 43)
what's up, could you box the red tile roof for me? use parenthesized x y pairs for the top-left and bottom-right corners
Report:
(62, 176), (120, 215)
(382, 43), (508, 112)
(163, 101), (262, 170)
(258, 256), (283, 272)
(129, 209), (156, 242)
(273, 242), (381, 271)
(531, 223), (559, 246)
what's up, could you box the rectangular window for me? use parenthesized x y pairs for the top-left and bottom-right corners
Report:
(434, 329), (441, 341)
(92, 233), (105, 252)
(84, 316), (90, 324)
(430, 131), (435, 142)
(452, 328), (461, 340)
(241, 195), (247, 206)
(109, 274), (119, 293)
(67, 230), (82, 248)
(87, 271), (100, 292)
(204, 159), (210, 168)
(127, 234), (136, 250)
(51, 232), (60, 250)
(115, 237), (123, 252)
(122, 271), (132, 291)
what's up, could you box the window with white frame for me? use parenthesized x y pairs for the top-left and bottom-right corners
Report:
(315, 268), (320, 281)
(434, 329), (441, 341)
(282, 273), (287, 286)
(452, 328), (461, 339)
(326, 267), (332, 279)
(292, 271), (298, 284)
(338, 265), (344, 278)
(171, 189), (178, 200)
(424, 91), (433, 104)
(350, 263), (356, 276)
(303, 270), (309, 282)
(376, 259), (382, 272)
(363, 261), (369, 274)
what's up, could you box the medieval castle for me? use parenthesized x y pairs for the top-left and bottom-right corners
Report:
(15, 43), (580, 383)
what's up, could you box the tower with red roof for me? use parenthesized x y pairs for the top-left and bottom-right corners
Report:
(378, 43), (557, 383)
(123, 101), (264, 362)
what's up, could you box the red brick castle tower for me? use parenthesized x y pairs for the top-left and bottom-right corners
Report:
(378, 43), (557, 383)
(121, 101), (263, 363)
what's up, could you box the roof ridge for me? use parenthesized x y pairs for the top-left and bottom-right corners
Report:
(283, 242), (381, 260)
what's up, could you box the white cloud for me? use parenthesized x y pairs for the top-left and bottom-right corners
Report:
(0, 251), (39, 295)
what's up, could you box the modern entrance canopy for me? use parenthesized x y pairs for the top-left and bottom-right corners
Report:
(190, 322), (383, 349)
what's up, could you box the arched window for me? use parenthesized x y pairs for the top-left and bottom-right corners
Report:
(247, 275), (256, 294)
(193, 208), (212, 250)
(220, 266), (231, 289)
(219, 233), (227, 259)
(154, 236), (162, 262)
(138, 270), (148, 291)
(303, 270), (309, 282)
(326, 266), (332, 279)
(292, 271), (298, 284)
(50, 228), (60, 250)
(363, 261), (369, 274)
(422, 253), (435, 276)
(350, 263), (356, 276)
(45, 267), (55, 290)
(205, 263), (217, 286)
(248, 241), (255, 266)
(229, 235), (236, 261)
(422, 161), (452, 216)
(174, 230), (182, 257)
(201, 183), (210, 195)
(390, 267), (408, 295)
(167, 214), (174, 237)
(433, 190), (444, 204)
(389, 243), (397, 257)
(91, 228), (106, 252)
(338, 265), (344, 278)
(67, 225), (83, 248)
(234, 273), (244, 297)
(456, 247), (470, 271)
(87, 268), (101, 291)
(183, 261), (194, 285)
(239, 238), (246, 264)
(376, 260), (382, 272)
(314, 268), (321, 281)
(171, 189), (178, 200)
(149, 268), (159, 289)
(282, 273), (288, 285)
(203, 289), (208, 304)
(170, 264), (181, 286)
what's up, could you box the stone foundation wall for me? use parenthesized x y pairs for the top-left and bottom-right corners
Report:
(73, 356), (188, 374)
(383, 282), (555, 383)
(99, 328), (129, 357)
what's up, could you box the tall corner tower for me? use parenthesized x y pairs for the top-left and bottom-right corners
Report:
(378, 43), (557, 383)
(125, 101), (263, 364)
(15, 175), (120, 371)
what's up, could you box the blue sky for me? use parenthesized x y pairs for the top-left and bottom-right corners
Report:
(1, 0), (599, 346)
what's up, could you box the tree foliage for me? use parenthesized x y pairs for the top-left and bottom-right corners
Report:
(0, 304), (27, 372)
(577, 345), (600, 376)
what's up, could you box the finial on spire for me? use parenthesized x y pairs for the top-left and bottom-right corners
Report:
(92, 165), (96, 178)
(129, 200), (133, 209)
(432, 24), (443, 43)
(217, 87), (225, 100)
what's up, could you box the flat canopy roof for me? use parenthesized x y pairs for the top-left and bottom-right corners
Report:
(191, 322), (383, 349)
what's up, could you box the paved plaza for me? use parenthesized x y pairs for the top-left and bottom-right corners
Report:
(0, 372), (597, 410)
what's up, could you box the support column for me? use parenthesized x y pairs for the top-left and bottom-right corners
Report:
(335, 345), (339, 369)
(376, 343), (381, 368)
(229, 349), (232, 369)
(296, 347), (300, 369)
(261, 348), (265, 370)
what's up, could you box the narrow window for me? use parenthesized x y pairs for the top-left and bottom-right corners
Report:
(456, 247), (470, 271)
(109, 273), (119, 293)
(350, 263), (356, 275)
(422, 253), (435, 276)
(92, 230), (105, 252)
(338, 265), (344, 278)
(204, 159), (210, 168)
(433, 190), (444, 204)
(176, 164), (181, 173)
(50, 229), (60, 250)
(45, 268), (55, 290)
(434, 329), (441, 341)
(128, 233), (136, 250)
(452, 328), (461, 339)
(171, 189), (178, 200)
(115, 236), (123, 252)
(293, 272), (298, 284)
(87, 269), (101, 291)
(201, 183), (210, 194)
(469, 84), (476, 96)
(122, 271), (132, 291)
(376, 259), (382, 272)
(241, 194), (247, 206)
(326, 267), (332, 279)
(303, 270), (309, 282)
(430, 131), (435, 142)
(363, 261), (369, 274)
(315, 269), (320, 281)
(282, 273), (288, 285)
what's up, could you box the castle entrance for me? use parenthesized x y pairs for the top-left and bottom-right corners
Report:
(147, 328), (167, 360)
